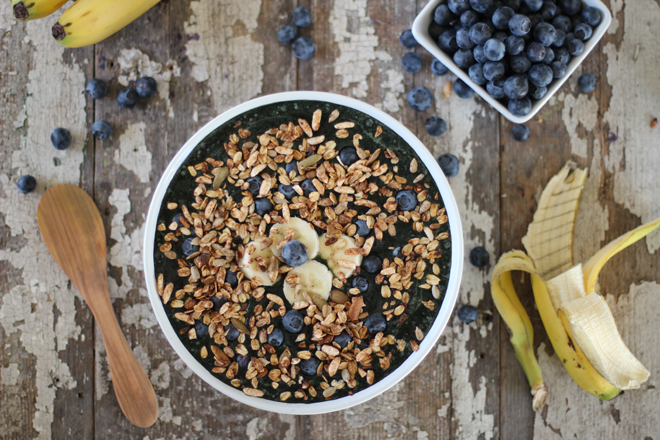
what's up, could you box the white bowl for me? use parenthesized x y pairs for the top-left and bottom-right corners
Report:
(412, 0), (612, 123)
(143, 91), (464, 414)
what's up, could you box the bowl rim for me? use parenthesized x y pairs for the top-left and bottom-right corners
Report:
(143, 91), (464, 415)
(411, 0), (612, 123)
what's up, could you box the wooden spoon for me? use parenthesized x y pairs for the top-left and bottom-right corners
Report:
(37, 184), (159, 428)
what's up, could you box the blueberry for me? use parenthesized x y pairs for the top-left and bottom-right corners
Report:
(364, 313), (387, 333)
(473, 45), (488, 64)
(425, 116), (448, 136)
(194, 321), (209, 338)
(135, 76), (157, 98)
(456, 28), (476, 50)
(508, 97), (532, 116)
(355, 219), (371, 237)
(182, 237), (200, 257)
(226, 270), (239, 288)
(454, 79), (475, 98)
(574, 23), (593, 41)
(453, 49), (475, 69)
(300, 178), (315, 196)
(511, 124), (530, 141)
(510, 54), (532, 73)
(392, 246), (404, 260)
(533, 23), (557, 46)
(438, 29), (459, 53)
(362, 255), (382, 274)
(484, 38), (506, 61)
(281, 240), (308, 267)
(492, 7), (515, 29)
(438, 153), (460, 177)
(487, 79), (506, 99)
(501, 0), (522, 9)
(505, 35), (525, 55)
(504, 74), (529, 99)
(493, 31), (509, 42)
(528, 64), (553, 87)
(339, 146), (360, 166)
(469, 246), (490, 267)
(461, 10), (481, 28)
(468, 63), (487, 85)
(469, 23), (493, 45)
(527, 42), (546, 62)
(402, 52), (423, 73)
(279, 183), (296, 199)
(567, 39), (584, 56)
(352, 276), (369, 293)
(434, 4), (456, 26)
(50, 127), (72, 150)
(473, 0), (495, 13)
(246, 176), (263, 195)
(540, 1), (557, 20)
(550, 61), (567, 78)
(554, 47), (570, 64)
(408, 87), (434, 111)
(529, 83), (548, 99)
(117, 88), (138, 108)
(559, 0), (581, 16)
(211, 295), (228, 311)
(225, 323), (240, 341)
(172, 213), (184, 228)
(509, 14), (531, 36)
(552, 29), (566, 47)
(282, 309), (304, 333)
(291, 6), (312, 27)
(333, 330), (352, 348)
(85, 78), (107, 100)
(448, 0), (472, 15)
(431, 59), (450, 76)
(292, 37), (315, 60)
(396, 190), (418, 212)
(564, 32), (576, 45)
(428, 21), (445, 41)
(400, 29), (418, 48)
(255, 197), (274, 216)
(16, 175), (36, 194)
(237, 354), (251, 369)
(92, 120), (112, 140)
(523, 0), (542, 12)
(581, 7), (602, 27)
(542, 47), (555, 65)
(267, 328), (285, 347)
(457, 305), (479, 324)
(300, 357), (321, 376)
(483, 61), (505, 81)
(577, 73), (598, 93)
(285, 161), (298, 174)
(552, 15), (572, 33)
(278, 24), (297, 44)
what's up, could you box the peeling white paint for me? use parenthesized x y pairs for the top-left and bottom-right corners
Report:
(0, 8), (16, 32)
(343, 382), (405, 428)
(246, 417), (268, 440)
(150, 361), (171, 389)
(122, 302), (159, 329)
(115, 122), (153, 183)
(94, 334), (111, 400)
(116, 48), (181, 118)
(1, 363), (20, 386)
(173, 358), (194, 379)
(184, 0), (264, 114)
(279, 414), (296, 440)
(603, 0), (660, 252)
(0, 16), (86, 439)
(559, 88), (599, 159)
(374, 69), (405, 114)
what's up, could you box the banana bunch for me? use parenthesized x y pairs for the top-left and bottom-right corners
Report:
(11, 0), (160, 48)
(492, 162), (659, 411)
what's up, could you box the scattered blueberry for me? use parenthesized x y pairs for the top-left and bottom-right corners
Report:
(567, 38), (584, 56)
(50, 127), (71, 150)
(355, 219), (371, 237)
(577, 73), (598, 93)
(194, 321), (209, 339)
(338, 146), (360, 167)
(508, 97), (532, 116)
(483, 61), (505, 81)
(172, 213), (184, 227)
(550, 61), (567, 78)
(364, 313), (387, 333)
(237, 354), (251, 369)
(352, 276), (369, 293)
(285, 161), (298, 174)
(396, 190), (418, 211)
(504, 74), (529, 99)
(528, 64), (553, 87)
(564, 32), (576, 45)
(362, 255), (383, 274)
(453, 48), (475, 69)
(400, 29), (418, 48)
(292, 37), (315, 60)
(484, 38), (506, 61)
(469, 63), (487, 85)
(527, 42), (546, 62)
(457, 304), (479, 324)
(246, 176), (263, 195)
(117, 88), (138, 109)
(225, 323), (240, 341)
(608, 132), (618, 142)
(85, 78), (107, 100)
(581, 7), (602, 27)
(431, 59), (450, 76)
(454, 79), (475, 98)
(408, 87), (434, 111)
(135, 76), (157, 98)
(278, 24), (297, 44)
(425, 116), (448, 136)
(434, 4), (456, 26)
(267, 328), (285, 347)
(300, 357), (321, 376)
(402, 52), (423, 73)
(559, 0), (581, 16)
(469, 22), (493, 45)
(333, 330), (352, 348)
(492, 7), (515, 30)
(281, 240), (308, 267)
(279, 183), (296, 199)
(300, 178), (315, 196)
(226, 270), (239, 288)
(255, 197), (274, 216)
(211, 295), (228, 311)
(574, 23), (592, 41)
(438, 153), (460, 177)
(469, 246), (490, 267)
(392, 246), (404, 260)
(182, 237), (200, 257)
(509, 14), (532, 36)
(511, 124), (530, 141)
(449, 0), (472, 15)
(16, 175), (36, 194)
(282, 309), (304, 333)
(291, 6), (311, 27)
(92, 120), (112, 140)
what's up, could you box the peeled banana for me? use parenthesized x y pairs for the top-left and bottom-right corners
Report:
(283, 260), (333, 305)
(270, 218), (320, 260)
(52, 0), (161, 48)
(240, 240), (280, 287)
(318, 233), (363, 279)
(12, 0), (68, 21)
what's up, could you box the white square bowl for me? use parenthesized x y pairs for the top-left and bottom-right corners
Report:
(412, 0), (612, 123)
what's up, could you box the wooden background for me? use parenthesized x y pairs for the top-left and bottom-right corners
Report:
(1, 0), (659, 438)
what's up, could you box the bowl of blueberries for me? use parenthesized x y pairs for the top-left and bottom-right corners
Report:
(412, 0), (611, 122)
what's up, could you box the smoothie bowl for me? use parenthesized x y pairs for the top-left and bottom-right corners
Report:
(143, 92), (463, 414)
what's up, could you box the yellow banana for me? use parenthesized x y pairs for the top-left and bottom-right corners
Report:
(51, 0), (161, 48)
(12, 0), (68, 21)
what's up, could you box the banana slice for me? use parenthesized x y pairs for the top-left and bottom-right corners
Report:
(240, 240), (280, 286)
(318, 233), (363, 279)
(270, 217), (320, 260)
(282, 260), (333, 305)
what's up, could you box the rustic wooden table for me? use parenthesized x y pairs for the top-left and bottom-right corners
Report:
(1, 0), (659, 438)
